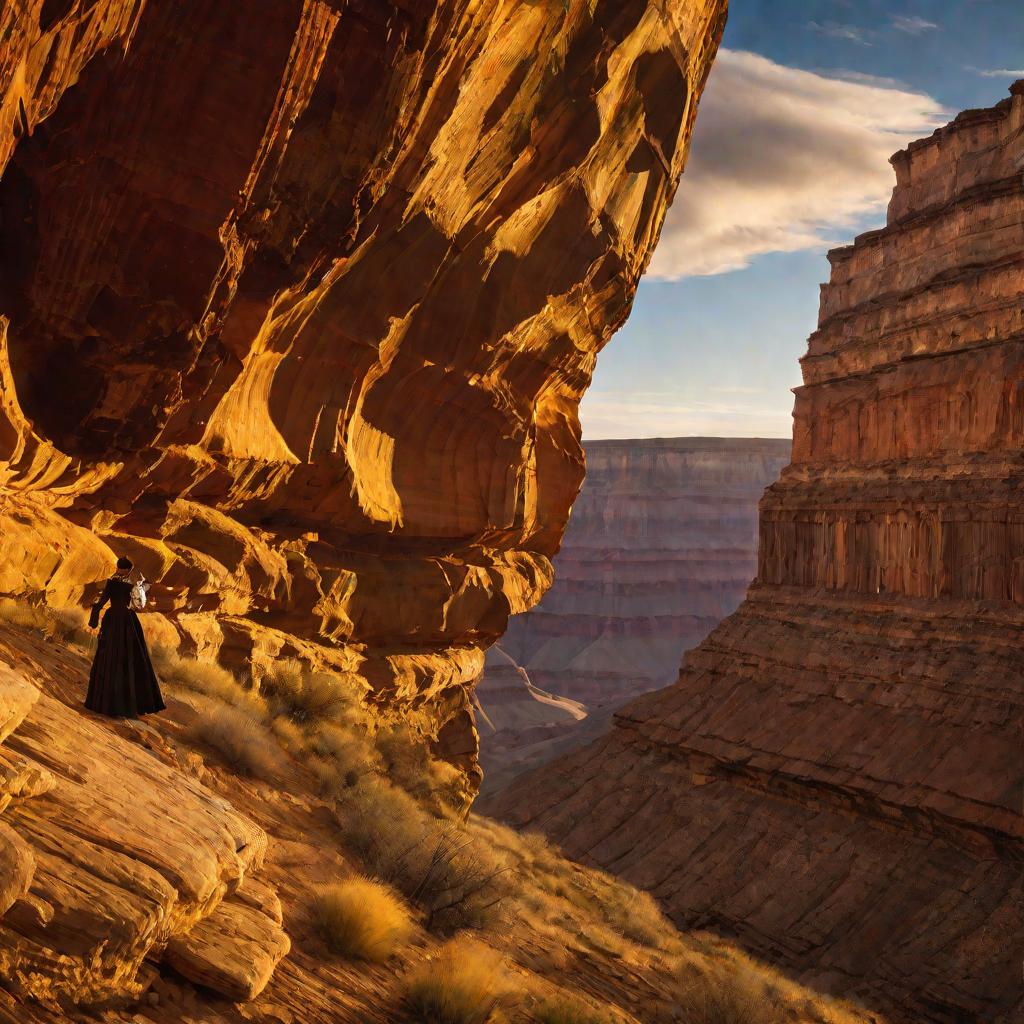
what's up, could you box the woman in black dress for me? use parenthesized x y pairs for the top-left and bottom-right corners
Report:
(86, 556), (165, 718)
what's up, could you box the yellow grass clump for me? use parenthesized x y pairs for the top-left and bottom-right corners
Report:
(187, 704), (285, 781)
(535, 992), (615, 1023)
(0, 599), (91, 647)
(313, 876), (414, 962)
(406, 936), (511, 1024)
(672, 961), (788, 1024)
(262, 659), (358, 725)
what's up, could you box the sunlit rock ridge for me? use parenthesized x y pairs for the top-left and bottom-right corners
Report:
(493, 83), (1024, 1023)
(0, 0), (727, 784)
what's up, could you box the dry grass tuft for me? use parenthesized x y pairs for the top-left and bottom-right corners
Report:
(0, 600), (91, 647)
(262, 660), (357, 725)
(335, 780), (510, 932)
(47, 606), (92, 646)
(535, 992), (615, 1023)
(671, 962), (788, 1024)
(406, 936), (511, 1024)
(0, 598), (51, 633)
(187, 704), (284, 781)
(152, 645), (270, 722)
(313, 876), (414, 962)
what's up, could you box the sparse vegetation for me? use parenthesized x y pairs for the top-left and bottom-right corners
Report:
(535, 993), (615, 1024)
(152, 644), (266, 714)
(47, 606), (92, 646)
(312, 877), (413, 962)
(0, 599), (92, 647)
(671, 961), (788, 1024)
(0, 606), (882, 1024)
(261, 658), (357, 725)
(406, 936), (511, 1024)
(187, 704), (285, 781)
(335, 779), (511, 932)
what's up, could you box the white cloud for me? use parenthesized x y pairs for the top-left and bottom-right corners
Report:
(808, 20), (872, 45)
(968, 66), (1024, 78)
(580, 390), (793, 440)
(891, 15), (939, 34)
(647, 50), (947, 279)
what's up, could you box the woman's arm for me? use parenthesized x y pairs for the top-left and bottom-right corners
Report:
(89, 582), (111, 629)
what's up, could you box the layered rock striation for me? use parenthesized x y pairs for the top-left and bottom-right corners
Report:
(493, 437), (790, 705)
(0, 0), (727, 782)
(493, 86), (1024, 1023)
(476, 437), (789, 792)
(0, 659), (287, 1008)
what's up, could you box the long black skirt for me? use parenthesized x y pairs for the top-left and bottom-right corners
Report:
(85, 608), (166, 717)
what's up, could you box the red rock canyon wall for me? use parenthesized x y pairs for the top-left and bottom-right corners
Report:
(493, 85), (1024, 1023)
(0, 0), (727, 785)
(476, 436), (790, 792)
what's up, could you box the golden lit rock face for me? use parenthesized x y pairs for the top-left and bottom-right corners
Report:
(0, 0), (727, 779)
(493, 86), (1024, 1024)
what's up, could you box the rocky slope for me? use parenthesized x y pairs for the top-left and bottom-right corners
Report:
(0, 0), (728, 787)
(492, 85), (1024, 1024)
(0, 606), (884, 1022)
(0, 637), (288, 1013)
(476, 437), (789, 792)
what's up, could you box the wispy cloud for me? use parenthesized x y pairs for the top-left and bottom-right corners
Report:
(647, 50), (947, 280)
(808, 20), (871, 45)
(967, 66), (1024, 78)
(580, 390), (792, 440)
(891, 15), (939, 34)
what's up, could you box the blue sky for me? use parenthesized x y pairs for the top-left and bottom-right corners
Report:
(580, 0), (1023, 439)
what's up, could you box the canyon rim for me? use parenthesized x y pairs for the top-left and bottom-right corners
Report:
(493, 82), (1024, 1024)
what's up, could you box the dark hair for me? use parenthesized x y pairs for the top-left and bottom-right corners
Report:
(116, 556), (134, 572)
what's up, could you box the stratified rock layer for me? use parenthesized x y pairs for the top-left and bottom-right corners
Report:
(493, 86), (1024, 1023)
(493, 438), (790, 703)
(0, 0), (727, 783)
(476, 437), (789, 793)
(0, 660), (286, 1007)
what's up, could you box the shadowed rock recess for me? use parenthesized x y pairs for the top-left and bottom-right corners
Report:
(0, 0), (727, 787)
(493, 85), (1024, 1024)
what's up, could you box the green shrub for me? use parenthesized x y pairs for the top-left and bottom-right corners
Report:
(406, 937), (511, 1024)
(313, 876), (413, 962)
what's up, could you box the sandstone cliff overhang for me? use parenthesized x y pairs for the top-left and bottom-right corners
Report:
(0, 0), (728, 779)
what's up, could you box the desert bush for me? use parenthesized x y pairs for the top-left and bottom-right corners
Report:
(312, 721), (378, 785)
(47, 606), (91, 646)
(590, 877), (670, 947)
(671, 963), (787, 1024)
(406, 936), (511, 1024)
(0, 599), (50, 633)
(262, 660), (356, 725)
(0, 600), (93, 648)
(535, 993), (614, 1024)
(335, 780), (510, 932)
(188, 705), (284, 781)
(269, 714), (306, 753)
(376, 723), (430, 792)
(375, 724), (470, 814)
(312, 876), (413, 962)
(153, 645), (271, 723)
